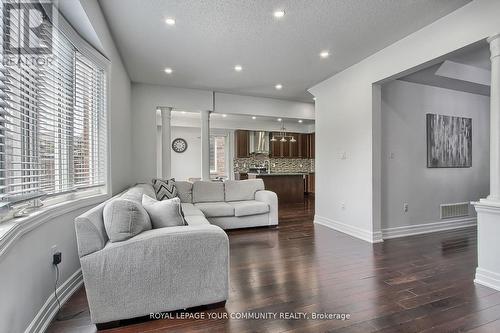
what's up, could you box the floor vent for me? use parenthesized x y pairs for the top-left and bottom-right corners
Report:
(440, 202), (469, 219)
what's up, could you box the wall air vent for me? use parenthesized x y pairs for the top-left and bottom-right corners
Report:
(440, 202), (470, 219)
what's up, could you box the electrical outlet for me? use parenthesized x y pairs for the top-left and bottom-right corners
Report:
(53, 252), (62, 265)
(404, 203), (409, 213)
(341, 202), (346, 210)
(390, 152), (395, 159)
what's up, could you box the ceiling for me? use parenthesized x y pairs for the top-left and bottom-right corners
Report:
(98, 0), (471, 102)
(399, 44), (491, 96)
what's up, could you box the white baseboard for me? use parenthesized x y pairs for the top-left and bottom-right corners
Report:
(25, 268), (83, 333)
(314, 215), (383, 243)
(475, 267), (500, 291)
(381, 217), (477, 240)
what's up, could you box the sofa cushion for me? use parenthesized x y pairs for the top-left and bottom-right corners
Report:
(152, 178), (178, 200)
(181, 203), (205, 216)
(194, 202), (235, 217)
(192, 181), (224, 203)
(142, 195), (185, 228)
(229, 200), (270, 217)
(183, 215), (211, 226)
(224, 179), (265, 202)
(176, 181), (193, 203)
(103, 199), (152, 242)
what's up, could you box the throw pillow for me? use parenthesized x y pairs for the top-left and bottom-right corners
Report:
(152, 178), (178, 200)
(103, 199), (152, 242)
(142, 194), (185, 228)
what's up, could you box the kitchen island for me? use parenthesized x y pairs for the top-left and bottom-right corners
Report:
(247, 173), (305, 203)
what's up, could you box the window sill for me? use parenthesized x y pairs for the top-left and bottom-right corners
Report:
(0, 193), (109, 258)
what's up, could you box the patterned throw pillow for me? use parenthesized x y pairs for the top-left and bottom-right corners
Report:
(152, 178), (178, 200)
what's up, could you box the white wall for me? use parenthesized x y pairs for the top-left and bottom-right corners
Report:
(381, 80), (490, 229)
(0, 1), (134, 331)
(0, 204), (97, 333)
(131, 83), (314, 183)
(310, 0), (500, 242)
(171, 126), (201, 181)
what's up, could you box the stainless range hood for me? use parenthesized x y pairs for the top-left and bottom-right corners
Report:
(248, 131), (270, 155)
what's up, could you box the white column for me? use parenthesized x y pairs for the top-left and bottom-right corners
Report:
(473, 34), (500, 292)
(155, 108), (162, 178)
(161, 107), (172, 179)
(488, 34), (500, 202)
(200, 110), (211, 180)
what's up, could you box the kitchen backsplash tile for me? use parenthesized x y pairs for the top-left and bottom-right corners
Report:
(234, 157), (315, 173)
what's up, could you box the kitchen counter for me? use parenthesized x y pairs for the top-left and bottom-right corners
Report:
(247, 172), (308, 176)
(247, 173), (305, 203)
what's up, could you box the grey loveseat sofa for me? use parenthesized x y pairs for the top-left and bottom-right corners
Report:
(74, 179), (277, 325)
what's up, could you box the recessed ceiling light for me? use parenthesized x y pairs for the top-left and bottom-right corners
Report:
(165, 18), (176, 26)
(275, 84), (283, 90)
(222, 114), (227, 118)
(164, 67), (173, 74)
(274, 10), (285, 18)
(298, 120), (303, 123)
(181, 111), (186, 114)
(320, 50), (330, 58)
(252, 116), (256, 120)
(277, 118), (282, 122)
(313, 97), (316, 101)
(234, 65), (243, 72)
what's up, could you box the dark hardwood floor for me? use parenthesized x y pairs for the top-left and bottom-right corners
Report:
(48, 196), (500, 333)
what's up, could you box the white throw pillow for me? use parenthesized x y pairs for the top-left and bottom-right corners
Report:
(142, 194), (185, 228)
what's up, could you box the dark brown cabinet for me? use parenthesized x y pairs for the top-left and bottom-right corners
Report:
(269, 132), (301, 158)
(304, 173), (315, 193)
(309, 133), (315, 159)
(237, 131), (314, 159)
(306, 173), (315, 193)
(289, 133), (299, 158)
(235, 130), (250, 158)
(298, 134), (309, 158)
(269, 132), (282, 158)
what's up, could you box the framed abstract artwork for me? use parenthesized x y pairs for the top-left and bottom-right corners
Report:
(426, 114), (472, 168)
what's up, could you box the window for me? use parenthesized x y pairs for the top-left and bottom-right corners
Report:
(0, 2), (107, 206)
(209, 135), (226, 179)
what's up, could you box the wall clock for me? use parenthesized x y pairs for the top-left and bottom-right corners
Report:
(172, 138), (188, 153)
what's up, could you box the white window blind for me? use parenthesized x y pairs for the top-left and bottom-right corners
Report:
(0, 2), (107, 203)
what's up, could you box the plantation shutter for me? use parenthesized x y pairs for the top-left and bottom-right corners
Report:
(74, 53), (106, 189)
(0, 1), (107, 203)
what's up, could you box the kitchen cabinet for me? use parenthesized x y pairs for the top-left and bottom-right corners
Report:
(308, 133), (315, 159)
(298, 134), (309, 158)
(269, 132), (300, 158)
(305, 173), (315, 193)
(289, 133), (299, 158)
(248, 173), (304, 203)
(235, 130), (250, 158)
(269, 132), (282, 158)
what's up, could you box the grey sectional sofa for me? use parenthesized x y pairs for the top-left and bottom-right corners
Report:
(74, 179), (277, 325)
(177, 179), (278, 229)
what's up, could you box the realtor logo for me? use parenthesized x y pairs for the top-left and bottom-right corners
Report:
(3, 1), (53, 55)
